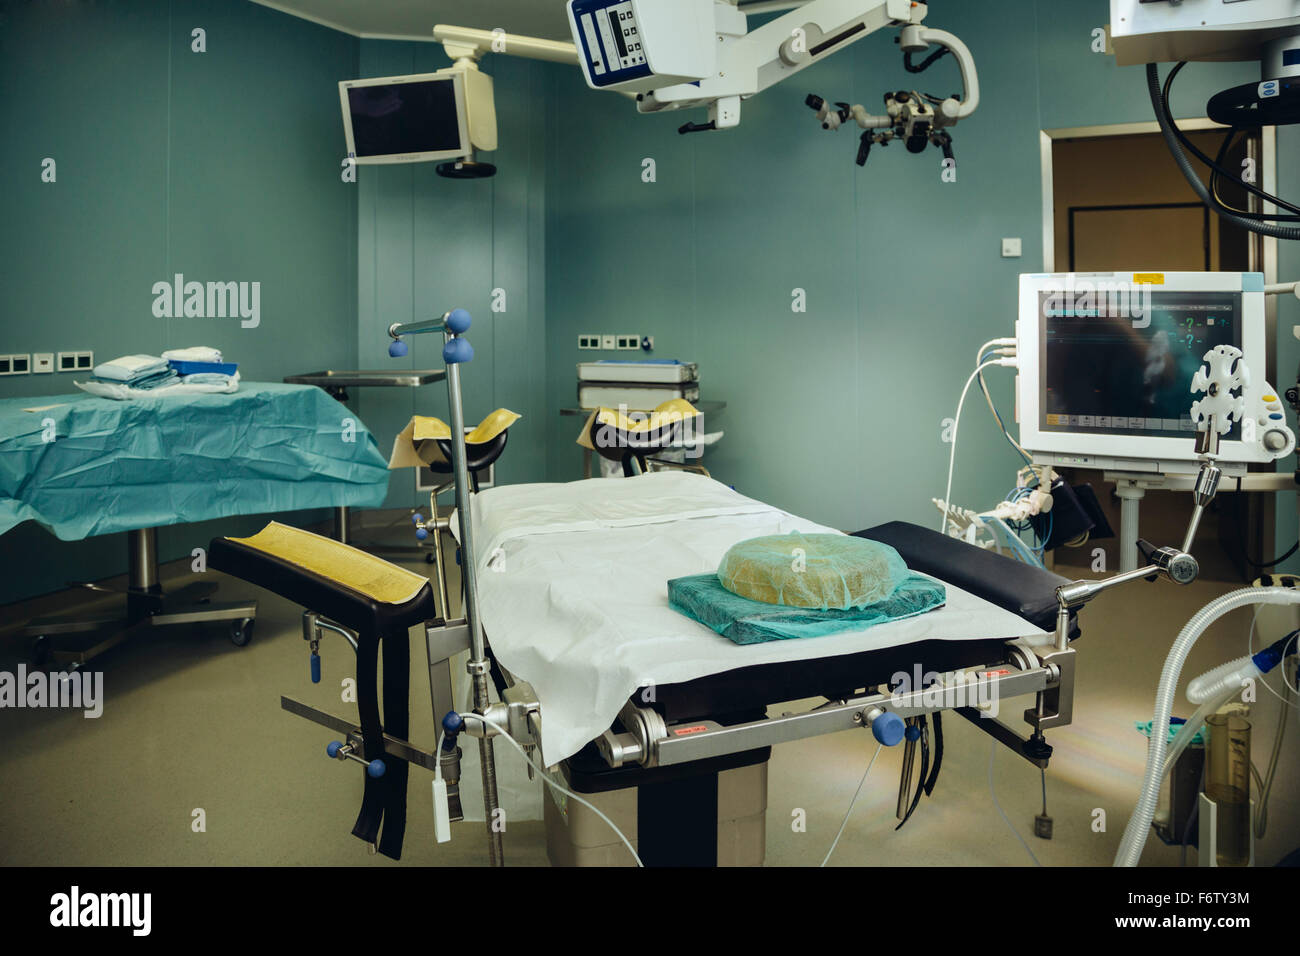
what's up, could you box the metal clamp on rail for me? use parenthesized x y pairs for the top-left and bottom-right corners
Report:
(388, 308), (474, 363)
(859, 706), (906, 746)
(301, 611), (358, 684)
(327, 736), (387, 778)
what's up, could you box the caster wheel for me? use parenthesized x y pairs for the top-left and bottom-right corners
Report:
(30, 635), (51, 667)
(229, 619), (254, 647)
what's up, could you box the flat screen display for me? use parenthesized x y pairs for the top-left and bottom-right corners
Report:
(345, 77), (463, 159)
(1038, 290), (1242, 441)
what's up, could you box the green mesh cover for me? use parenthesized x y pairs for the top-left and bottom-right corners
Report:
(668, 571), (946, 645)
(716, 532), (910, 610)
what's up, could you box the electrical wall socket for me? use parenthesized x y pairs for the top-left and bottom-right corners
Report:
(579, 334), (652, 351)
(57, 351), (94, 372)
(0, 354), (32, 375)
(33, 353), (54, 374)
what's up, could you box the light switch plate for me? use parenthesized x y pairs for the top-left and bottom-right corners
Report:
(1001, 237), (1022, 258)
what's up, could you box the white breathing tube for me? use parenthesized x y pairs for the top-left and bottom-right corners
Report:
(1115, 586), (1300, 867)
(1187, 655), (1266, 704)
(1160, 652), (1270, 778)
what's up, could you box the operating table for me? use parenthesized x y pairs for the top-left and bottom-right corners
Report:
(209, 480), (1083, 864)
(204, 322), (1085, 867)
(195, 307), (1098, 865)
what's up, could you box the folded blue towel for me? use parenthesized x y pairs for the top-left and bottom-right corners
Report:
(668, 571), (946, 645)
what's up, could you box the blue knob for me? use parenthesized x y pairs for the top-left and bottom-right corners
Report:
(367, 759), (386, 779)
(389, 338), (408, 358)
(310, 653), (321, 684)
(327, 740), (343, 758)
(442, 337), (474, 365)
(442, 711), (464, 734)
(871, 712), (905, 747)
(446, 308), (472, 334)
(412, 513), (424, 524)
(415, 527), (428, 541)
(904, 724), (921, 742)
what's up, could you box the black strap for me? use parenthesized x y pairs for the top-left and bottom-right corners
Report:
(377, 626), (410, 859)
(895, 717), (930, 831)
(923, 711), (943, 796)
(350, 633), (383, 847)
(349, 627), (411, 860)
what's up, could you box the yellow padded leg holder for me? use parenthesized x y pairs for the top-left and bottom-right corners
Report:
(576, 399), (701, 450)
(228, 521), (428, 605)
(412, 408), (521, 444)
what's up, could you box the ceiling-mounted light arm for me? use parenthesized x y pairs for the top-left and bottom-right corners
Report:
(433, 24), (580, 66)
(737, 0), (809, 12)
(433, 23), (640, 100)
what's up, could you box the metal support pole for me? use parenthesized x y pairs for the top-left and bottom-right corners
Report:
(442, 332), (504, 867)
(1115, 482), (1144, 573)
(128, 527), (160, 592)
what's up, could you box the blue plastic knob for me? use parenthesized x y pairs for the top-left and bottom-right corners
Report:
(445, 308), (472, 334)
(442, 711), (464, 734)
(367, 759), (386, 779)
(442, 337), (474, 365)
(871, 712), (906, 747)
(904, 724), (921, 742)
(389, 338), (409, 358)
(310, 653), (321, 684)
(412, 513), (424, 524)
(415, 527), (428, 541)
(327, 740), (343, 758)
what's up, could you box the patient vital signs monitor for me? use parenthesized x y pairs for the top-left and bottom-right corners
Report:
(1017, 272), (1284, 475)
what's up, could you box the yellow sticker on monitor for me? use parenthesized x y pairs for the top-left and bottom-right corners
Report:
(1133, 272), (1165, 285)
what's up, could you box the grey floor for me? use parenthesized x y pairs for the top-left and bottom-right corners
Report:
(1, 521), (1297, 868)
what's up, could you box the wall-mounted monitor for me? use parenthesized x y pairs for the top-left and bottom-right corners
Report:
(339, 71), (470, 165)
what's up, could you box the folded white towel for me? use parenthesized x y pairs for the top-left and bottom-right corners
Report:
(74, 370), (240, 401)
(161, 346), (223, 363)
(93, 354), (169, 382)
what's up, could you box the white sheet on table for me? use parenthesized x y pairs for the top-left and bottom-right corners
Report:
(459, 472), (1049, 765)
